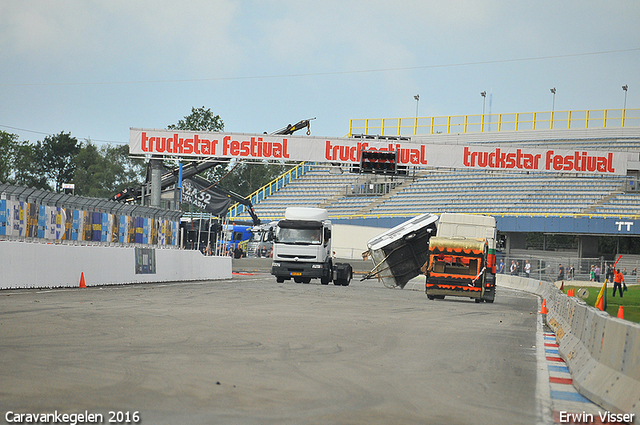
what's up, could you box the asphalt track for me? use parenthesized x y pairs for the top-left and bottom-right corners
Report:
(0, 270), (541, 425)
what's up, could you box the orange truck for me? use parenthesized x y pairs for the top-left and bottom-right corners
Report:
(424, 213), (497, 303)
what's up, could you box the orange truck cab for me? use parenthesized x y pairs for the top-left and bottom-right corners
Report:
(425, 213), (497, 303)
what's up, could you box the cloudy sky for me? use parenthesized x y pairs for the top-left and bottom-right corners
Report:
(1, 1), (639, 145)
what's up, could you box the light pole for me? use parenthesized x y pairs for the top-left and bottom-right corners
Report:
(414, 94), (420, 135)
(550, 88), (556, 129)
(481, 91), (487, 132)
(623, 85), (629, 127)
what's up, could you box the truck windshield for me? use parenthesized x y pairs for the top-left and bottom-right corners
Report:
(275, 227), (322, 245)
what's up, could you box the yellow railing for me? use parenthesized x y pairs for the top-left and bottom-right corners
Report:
(226, 161), (313, 220)
(230, 211), (640, 222)
(349, 108), (640, 136)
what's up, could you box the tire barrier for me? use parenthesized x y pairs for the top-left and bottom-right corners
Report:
(498, 274), (640, 416)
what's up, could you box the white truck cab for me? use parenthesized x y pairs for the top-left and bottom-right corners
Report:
(271, 207), (351, 285)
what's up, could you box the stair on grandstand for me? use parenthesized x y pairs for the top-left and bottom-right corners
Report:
(249, 164), (363, 219)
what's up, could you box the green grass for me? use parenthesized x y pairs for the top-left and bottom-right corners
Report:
(564, 284), (640, 324)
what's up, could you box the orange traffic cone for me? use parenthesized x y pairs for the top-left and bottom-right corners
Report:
(540, 299), (548, 315)
(567, 288), (575, 297)
(79, 272), (86, 288)
(617, 306), (624, 319)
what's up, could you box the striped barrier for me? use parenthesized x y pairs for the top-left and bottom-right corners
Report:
(498, 275), (640, 416)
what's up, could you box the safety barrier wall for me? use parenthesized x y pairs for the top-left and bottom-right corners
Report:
(0, 184), (181, 247)
(0, 240), (231, 289)
(497, 275), (640, 416)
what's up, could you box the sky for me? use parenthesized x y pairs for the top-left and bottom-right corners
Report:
(1, 1), (639, 146)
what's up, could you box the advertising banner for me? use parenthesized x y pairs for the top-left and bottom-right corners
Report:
(182, 178), (233, 216)
(130, 128), (628, 176)
(134, 247), (156, 274)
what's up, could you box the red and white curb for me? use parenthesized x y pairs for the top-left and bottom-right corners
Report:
(536, 299), (627, 424)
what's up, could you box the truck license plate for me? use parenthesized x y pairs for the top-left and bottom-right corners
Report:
(291, 272), (302, 276)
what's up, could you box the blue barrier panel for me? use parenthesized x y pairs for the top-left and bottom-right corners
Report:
(91, 212), (101, 241)
(0, 199), (6, 236)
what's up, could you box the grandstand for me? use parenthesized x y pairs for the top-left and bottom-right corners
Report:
(231, 107), (640, 222)
(240, 165), (638, 220)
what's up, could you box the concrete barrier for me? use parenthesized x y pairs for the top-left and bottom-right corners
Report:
(498, 274), (640, 416)
(1, 240), (231, 289)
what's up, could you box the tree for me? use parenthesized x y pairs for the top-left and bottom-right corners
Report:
(0, 131), (19, 183)
(10, 139), (49, 189)
(39, 132), (80, 192)
(73, 142), (146, 198)
(168, 106), (224, 132)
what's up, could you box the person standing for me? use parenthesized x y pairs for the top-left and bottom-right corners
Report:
(498, 259), (505, 274)
(525, 260), (531, 278)
(558, 264), (565, 281)
(606, 263), (614, 282)
(594, 265), (601, 283)
(613, 269), (625, 298)
(510, 260), (517, 275)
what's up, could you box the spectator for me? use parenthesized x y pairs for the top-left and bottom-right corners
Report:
(594, 265), (601, 283)
(606, 263), (614, 282)
(525, 260), (531, 278)
(498, 259), (505, 274)
(633, 268), (637, 276)
(558, 264), (564, 281)
(568, 265), (575, 280)
(590, 265), (595, 282)
(510, 260), (517, 275)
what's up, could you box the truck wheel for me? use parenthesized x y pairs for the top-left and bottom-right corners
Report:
(302, 278), (311, 284)
(276, 277), (285, 283)
(294, 277), (302, 283)
(321, 277), (330, 285)
(342, 270), (352, 286)
(334, 279), (343, 286)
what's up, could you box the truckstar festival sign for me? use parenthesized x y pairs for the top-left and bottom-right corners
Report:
(129, 128), (628, 175)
